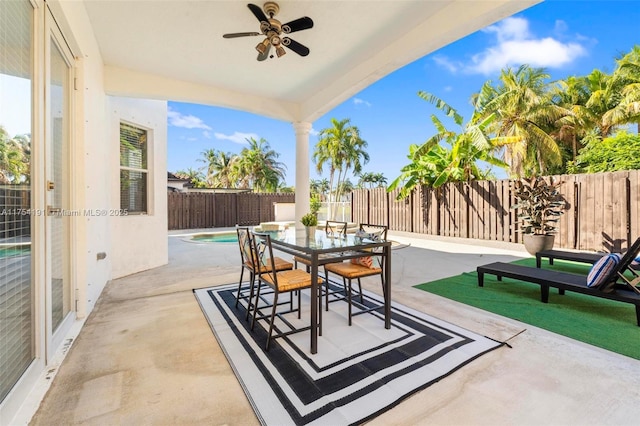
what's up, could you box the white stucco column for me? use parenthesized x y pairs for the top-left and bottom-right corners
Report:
(293, 121), (312, 227)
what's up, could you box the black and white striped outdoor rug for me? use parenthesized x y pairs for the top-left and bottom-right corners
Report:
(194, 282), (502, 425)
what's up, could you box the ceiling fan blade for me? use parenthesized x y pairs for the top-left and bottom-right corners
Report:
(222, 32), (261, 39)
(282, 37), (310, 57)
(282, 17), (314, 34)
(257, 44), (272, 61)
(247, 3), (269, 24)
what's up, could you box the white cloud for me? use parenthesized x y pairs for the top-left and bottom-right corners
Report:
(353, 97), (372, 107)
(202, 130), (212, 139)
(214, 131), (258, 144)
(432, 55), (460, 73)
(167, 107), (212, 130)
(482, 16), (530, 42)
(469, 38), (586, 75)
(310, 127), (319, 136)
(433, 16), (587, 76)
(554, 19), (568, 34)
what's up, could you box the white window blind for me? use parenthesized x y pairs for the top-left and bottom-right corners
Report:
(120, 123), (148, 213)
(0, 0), (34, 404)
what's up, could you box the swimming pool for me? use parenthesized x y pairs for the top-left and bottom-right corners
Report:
(190, 232), (238, 243)
(0, 245), (31, 258)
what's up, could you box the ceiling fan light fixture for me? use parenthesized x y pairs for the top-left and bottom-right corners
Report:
(255, 38), (270, 54)
(224, 3), (313, 61)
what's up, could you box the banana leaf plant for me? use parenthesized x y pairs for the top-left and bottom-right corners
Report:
(512, 176), (566, 235)
(388, 92), (511, 200)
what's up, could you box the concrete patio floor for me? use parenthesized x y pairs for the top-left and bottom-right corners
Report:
(20, 229), (640, 425)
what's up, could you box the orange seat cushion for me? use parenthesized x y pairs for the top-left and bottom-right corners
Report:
(247, 256), (293, 272)
(325, 261), (382, 279)
(262, 269), (323, 292)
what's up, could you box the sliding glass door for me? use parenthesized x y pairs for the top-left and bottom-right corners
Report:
(0, 0), (34, 404)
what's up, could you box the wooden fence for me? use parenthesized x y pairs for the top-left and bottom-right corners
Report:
(167, 192), (295, 230)
(352, 170), (640, 252)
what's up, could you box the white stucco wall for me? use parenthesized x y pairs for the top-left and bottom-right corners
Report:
(109, 97), (168, 279)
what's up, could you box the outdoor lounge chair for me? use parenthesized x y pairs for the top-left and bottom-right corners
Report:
(535, 249), (606, 268)
(477, 237), (640, 326)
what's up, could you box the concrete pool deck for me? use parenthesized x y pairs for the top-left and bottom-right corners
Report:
(17, 229), (640, 425)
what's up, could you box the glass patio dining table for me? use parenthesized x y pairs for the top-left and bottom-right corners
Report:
(265, 227), (392, 354)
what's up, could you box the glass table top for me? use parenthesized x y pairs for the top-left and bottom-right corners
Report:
(258, 227), (387, 253)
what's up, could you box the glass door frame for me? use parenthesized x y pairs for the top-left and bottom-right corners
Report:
(44, 4), (76, 362)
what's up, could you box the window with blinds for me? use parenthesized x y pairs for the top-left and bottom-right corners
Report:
(120, 123), (148, 214)
(0, 0), (34, 404)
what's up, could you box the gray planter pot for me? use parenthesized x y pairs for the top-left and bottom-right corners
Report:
(522, 234), (555, 255)
(305, 226), (317, 238)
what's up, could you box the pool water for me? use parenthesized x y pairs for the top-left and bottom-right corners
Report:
(191, 233), (238, 243)
(0, 246), (31, 258)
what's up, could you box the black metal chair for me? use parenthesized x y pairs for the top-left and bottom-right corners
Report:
(235, 226), (293, 321)
(293, 220), (348, 310)
(324, 223), (388, 325)
(250, 232), (320, 350)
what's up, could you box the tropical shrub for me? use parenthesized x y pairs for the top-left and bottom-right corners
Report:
(567, 131), (640, 173)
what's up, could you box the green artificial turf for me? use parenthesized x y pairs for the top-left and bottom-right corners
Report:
(415, 258), (640, 360)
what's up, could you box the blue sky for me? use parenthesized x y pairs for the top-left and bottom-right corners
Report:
(167, 0), (640, 186)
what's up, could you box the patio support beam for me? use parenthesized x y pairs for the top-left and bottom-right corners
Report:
(293, 121), (312, 226)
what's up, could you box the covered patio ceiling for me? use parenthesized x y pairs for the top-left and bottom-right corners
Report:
(82, 0), (540, 123)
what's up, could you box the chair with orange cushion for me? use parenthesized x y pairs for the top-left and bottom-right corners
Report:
(324, 224), (388, 325)
(250, 232), (322, 350)
(293, 220), (348, 310)
(235, 226), (293, 321)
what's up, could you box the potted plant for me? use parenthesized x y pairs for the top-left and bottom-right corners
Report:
(512, 176), (566, 255)
(301, 212), (318, 237)
(310, 195), (321, 217)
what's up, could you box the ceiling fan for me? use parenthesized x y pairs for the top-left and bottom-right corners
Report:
(222, 2), (314, 61)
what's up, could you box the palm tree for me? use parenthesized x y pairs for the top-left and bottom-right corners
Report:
(550, 76), (592, 160)
(236, 137), (287, 192)
(582, 69), (626, 138)
(318, 178), (330, 199)
(336, 178), (355, 197)
(607, 45), (640, 133)
(197, 148), (238, 188)
(357, 172), (374, 188)
(474, 65), (567, 177)
(313, 118), (369, 217)
(175, 167), (206, 188)
(358, 172), (387, 188)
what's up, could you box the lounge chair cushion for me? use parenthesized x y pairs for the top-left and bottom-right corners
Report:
(587, 253), (621, 288)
